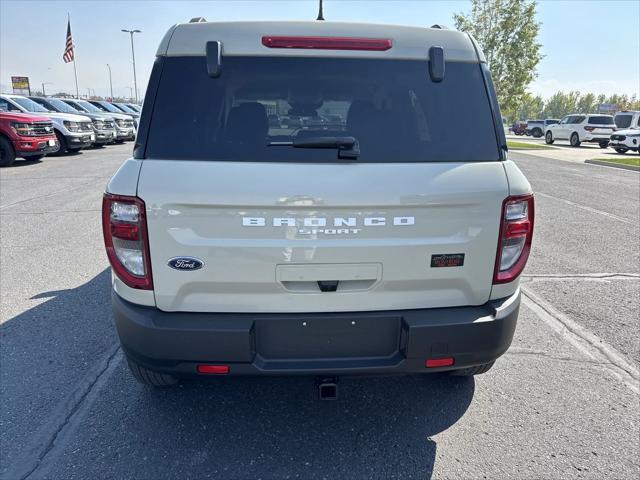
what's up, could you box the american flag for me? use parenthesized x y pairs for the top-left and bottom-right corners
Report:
(63, 19), (74, 63)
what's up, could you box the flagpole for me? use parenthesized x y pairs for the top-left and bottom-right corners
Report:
(73, 58), (79, 99)
(68, 13), (79, 99)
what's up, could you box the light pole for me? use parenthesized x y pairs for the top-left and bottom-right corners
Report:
(121, 29), (141, 104)
(42, 82), (52, 96)
(106, 64), (113, 101)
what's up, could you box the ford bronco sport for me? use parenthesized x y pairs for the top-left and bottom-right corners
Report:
(103, 20), (534, 387)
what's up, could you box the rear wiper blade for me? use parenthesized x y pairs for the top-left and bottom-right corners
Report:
(268, 136), (360, 160)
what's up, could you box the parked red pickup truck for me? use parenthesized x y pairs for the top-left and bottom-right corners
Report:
(0, 112), (58, 166)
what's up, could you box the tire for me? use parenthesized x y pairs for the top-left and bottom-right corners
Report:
(54, 130), (68, 154)
(532, 128), (542, 138)
(570, 132), (581, 147)
(126, 356), (179, 386)
(599, 142), (609, 149)
(0, 136), (16, 167)
(450, 361), (495, 377)
(545, 131), (554, 145)
(614, 148), (628, 154)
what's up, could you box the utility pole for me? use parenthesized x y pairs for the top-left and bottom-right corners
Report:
(121, 29), (141, 103)
(106, 64), (113, 101)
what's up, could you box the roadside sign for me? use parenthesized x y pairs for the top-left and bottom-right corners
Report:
(598, 103), (617, 114)
(11, 76), (31, 95)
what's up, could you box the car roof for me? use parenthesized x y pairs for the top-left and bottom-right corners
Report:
(157, 20), (484, 63)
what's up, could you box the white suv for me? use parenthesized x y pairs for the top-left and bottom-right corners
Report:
(545, 114), (616, 148)
(610, 111), (640, 154)
(102, 20), (534, 389)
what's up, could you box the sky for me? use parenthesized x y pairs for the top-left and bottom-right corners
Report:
(0, 0), (638, 100)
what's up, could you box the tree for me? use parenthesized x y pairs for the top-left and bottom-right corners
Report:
(454, 0), (543, 116)
(515, 92), (544, 120)
(576, 93), (597, 114)
(542, 91), (580, 118)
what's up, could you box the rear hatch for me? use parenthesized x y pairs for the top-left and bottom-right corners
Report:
(587, 115), (616, 135)
(137, 53), (508, 313)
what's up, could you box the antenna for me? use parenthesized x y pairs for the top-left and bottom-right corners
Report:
(317, 0), (325, 21)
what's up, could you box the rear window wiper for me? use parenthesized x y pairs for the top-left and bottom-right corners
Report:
(268, 136), (360, 160)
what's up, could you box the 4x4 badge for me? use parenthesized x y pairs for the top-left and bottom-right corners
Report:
(168, 257), (204, 271)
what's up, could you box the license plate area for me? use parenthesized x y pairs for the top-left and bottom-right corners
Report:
(255, 314), (401, 360)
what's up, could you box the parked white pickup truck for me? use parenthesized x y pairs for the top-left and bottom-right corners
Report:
(102, 20), (534, 391)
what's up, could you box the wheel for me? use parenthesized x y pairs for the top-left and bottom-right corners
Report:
(599, 142), (609, 149)
(54, 131), (68, 154)
(532, 128), (542, 138)
(450, 361), (495, 376)
(0, 136), (16, 167)
(570, 132), (581, 147)
(126, 356), (179, 386)
(614, 148), (628, 154)
(545, 131), (554, 145)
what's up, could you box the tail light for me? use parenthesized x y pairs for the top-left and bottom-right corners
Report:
(102, 193), (153, 289)
(584, 126), (595, 131)
(493, 194), (534, 284)
(262, 36), (392, 51)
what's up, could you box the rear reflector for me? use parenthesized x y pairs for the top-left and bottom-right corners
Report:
(110, 222), (139, 241)
(197, 365), (229, 375)
(425, 357), (455, 368)
(261, 36), (392, 51)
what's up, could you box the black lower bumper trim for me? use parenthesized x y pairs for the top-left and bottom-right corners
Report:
(113, 290), (520, 376)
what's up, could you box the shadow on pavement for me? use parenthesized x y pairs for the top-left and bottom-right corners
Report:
(1, 269), (475, 479)
(118, 373), (475, 479)
(4, 158), (44, 168)
(0, 269), (116, 478)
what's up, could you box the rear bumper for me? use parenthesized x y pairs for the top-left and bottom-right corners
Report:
(113, 289), (520, 377)
(583, 134), (612, 142)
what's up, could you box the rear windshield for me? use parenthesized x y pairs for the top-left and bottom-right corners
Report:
(145, 56), (500, 162)
(588, 116), (614, 125)
(615, 114), (633, 129)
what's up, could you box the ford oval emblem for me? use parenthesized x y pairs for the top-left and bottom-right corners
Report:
(168, 257), (204, 271)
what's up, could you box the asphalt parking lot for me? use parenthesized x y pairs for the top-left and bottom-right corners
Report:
(1, 145), (638, 479)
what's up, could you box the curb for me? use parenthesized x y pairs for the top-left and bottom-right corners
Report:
(584, 159), (640, 172)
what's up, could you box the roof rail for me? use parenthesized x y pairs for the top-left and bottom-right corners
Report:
(189, 17), (207, 23)
(430, 24), (448, 29)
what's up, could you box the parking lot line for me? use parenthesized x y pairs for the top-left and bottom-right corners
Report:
(535, 191), (634, 225)
(521, 287), (640, 394)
